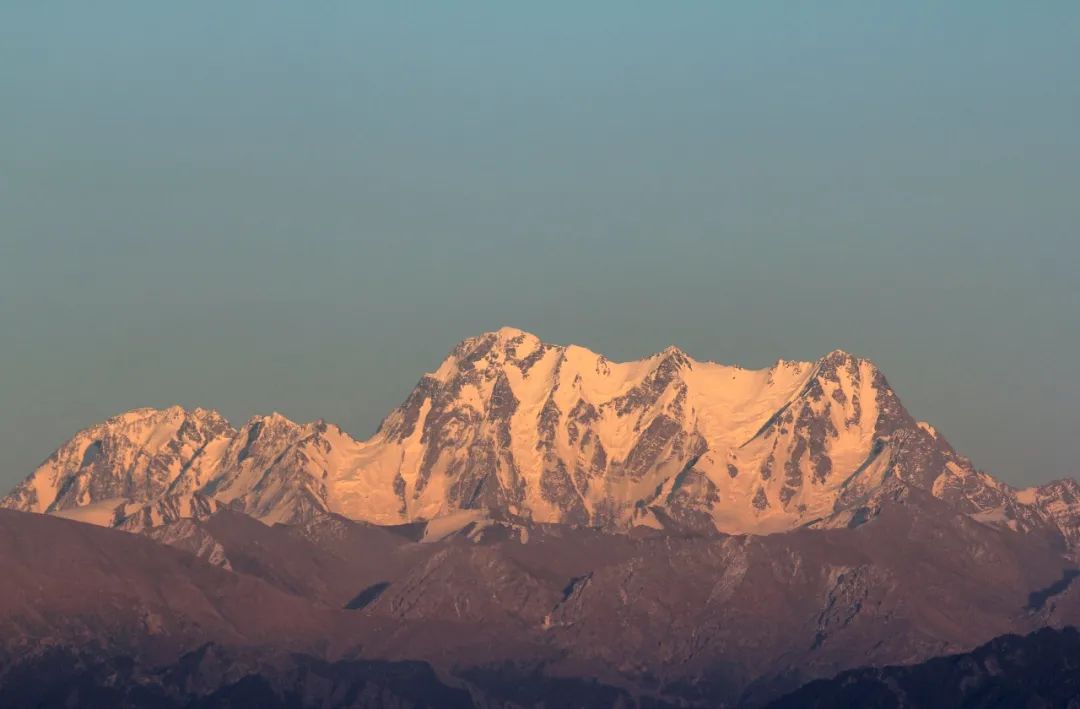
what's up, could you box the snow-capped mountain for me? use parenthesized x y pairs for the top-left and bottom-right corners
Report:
(1, 406), (235, 528)
(4, 327), (1078, 543)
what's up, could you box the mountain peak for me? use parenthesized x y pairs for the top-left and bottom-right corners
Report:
(109, 405), (179, 425)
(820, 348), (862, 365)
(243, 411), (299, 428)
(460, 326), (543, 349)
(103, 405), (231, 432)
(2, 405), (236, 516)
(492, 325), (536, 340)
(654, 344), (689, 359)
(813, 348), (885, 384)
(8, 331), (1080, 550)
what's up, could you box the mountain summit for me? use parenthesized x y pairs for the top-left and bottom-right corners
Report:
(4, 328), (1078, 543)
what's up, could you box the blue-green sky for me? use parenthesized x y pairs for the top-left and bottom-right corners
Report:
(2, 3), (1078, 489)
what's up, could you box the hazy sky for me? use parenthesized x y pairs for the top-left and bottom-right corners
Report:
(2, 3), (1078, 489)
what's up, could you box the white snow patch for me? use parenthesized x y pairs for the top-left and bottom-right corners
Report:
(50, 498), (129, 527)
(420, 509), (488, 543)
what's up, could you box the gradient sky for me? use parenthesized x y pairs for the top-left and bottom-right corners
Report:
(2, 3), (1078, 490)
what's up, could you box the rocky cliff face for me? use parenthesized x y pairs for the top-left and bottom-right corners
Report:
(4, 328), (1078, 545)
